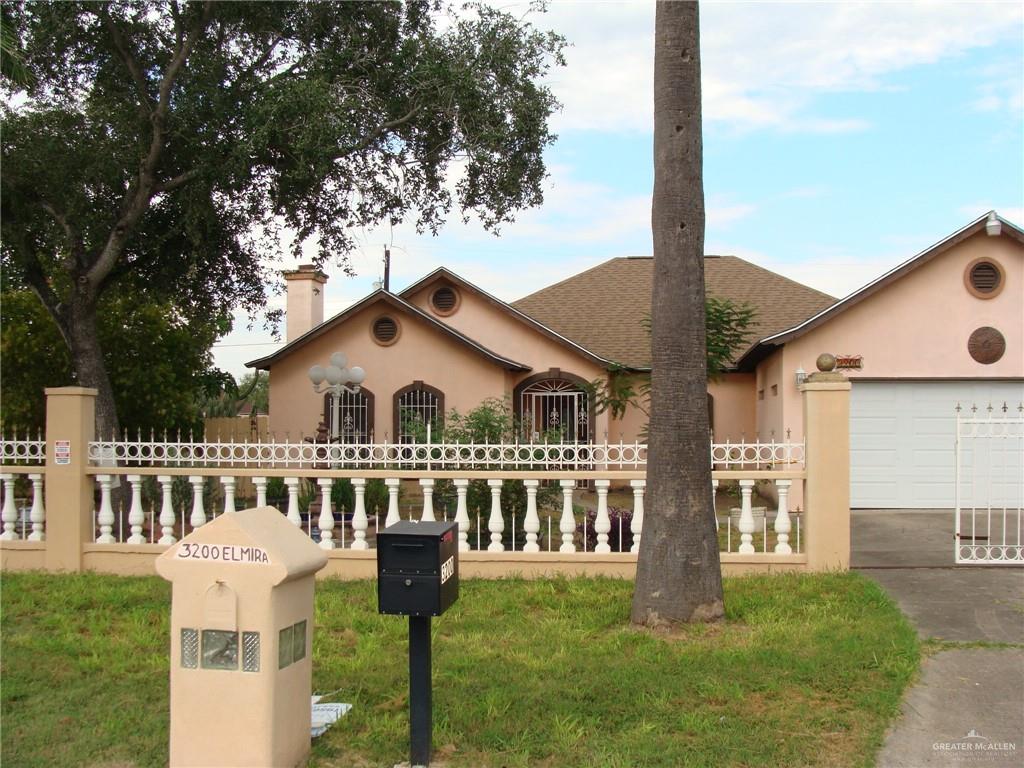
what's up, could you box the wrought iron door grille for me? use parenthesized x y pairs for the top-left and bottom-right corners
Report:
(520, 379), (591, 487)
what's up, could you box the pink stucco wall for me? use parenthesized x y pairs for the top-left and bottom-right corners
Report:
(268, 299), (509, 440)
(762, 230), (1024, 444)
(709, 373), (757, 442)
(405, 283), (608, 381)
(754, 349), (788, 441)
(268, 288), (614, 441)
(602, 372), (755, 444)
(405, 281), (611, 437)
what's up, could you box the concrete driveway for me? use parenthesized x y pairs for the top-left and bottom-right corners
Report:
(852, 509), (1023, 643)
(852, 510), (1024, 767)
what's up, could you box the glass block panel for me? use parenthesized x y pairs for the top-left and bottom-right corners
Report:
(278, 625), (294, 669)
(201, 630), (239, 670)
(181, 628), (199, 669)
(292, 620), (307, 662)
(242, 631), (260, 673)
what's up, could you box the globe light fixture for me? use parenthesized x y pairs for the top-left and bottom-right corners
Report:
(308, 352), (366, 440)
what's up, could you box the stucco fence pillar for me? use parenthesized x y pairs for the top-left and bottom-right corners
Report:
(43, 388), (99, 571)
(1, 387), (101, 573)
(800, 365), (851, 571)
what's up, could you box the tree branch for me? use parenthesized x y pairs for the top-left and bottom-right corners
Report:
(153, 168), (202, 194)
(237, 33), (282, 84)
(10, 234), (70, 343)
(87, 2), (214, 289)
(333, 105), (422, 161)
(96, 7), (154, 111)
(38, 200), (86, 274)
(170, 1), (183, 49)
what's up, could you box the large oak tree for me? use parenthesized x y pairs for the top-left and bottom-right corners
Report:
(632, 1), (724, 626)
(1, 1), (564, 438)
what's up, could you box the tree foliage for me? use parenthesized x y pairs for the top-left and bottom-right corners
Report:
(199, 371), (269, 418)
(0, 289), (230, 434)
(589, 297), (757, 423)
(1, 1), (565, 438)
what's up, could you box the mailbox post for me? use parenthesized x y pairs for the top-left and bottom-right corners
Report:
(377, 520), (459, 767)
(156, 507), (328, 768)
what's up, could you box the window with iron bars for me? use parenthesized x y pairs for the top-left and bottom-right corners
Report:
(394, 383), (444, 444)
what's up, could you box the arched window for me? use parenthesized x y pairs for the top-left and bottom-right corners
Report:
(393, 382), (444, 443)
(322, 388), (375, 443)
(514, 370), (593, 443)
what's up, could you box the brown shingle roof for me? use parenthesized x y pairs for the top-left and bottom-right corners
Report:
(511, 256), (836, 369)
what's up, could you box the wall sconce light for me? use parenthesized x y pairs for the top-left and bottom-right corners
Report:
(795, 367), (807, 387)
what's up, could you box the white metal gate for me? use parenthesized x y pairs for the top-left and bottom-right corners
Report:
(954, 404), (1024, 565)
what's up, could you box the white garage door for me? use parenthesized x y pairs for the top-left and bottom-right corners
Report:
(850, 381), (1024, 508)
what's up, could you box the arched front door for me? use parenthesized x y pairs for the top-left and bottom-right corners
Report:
(514, 371), (593, 443)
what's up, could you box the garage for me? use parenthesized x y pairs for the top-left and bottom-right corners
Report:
(850, 380), (1024, 508)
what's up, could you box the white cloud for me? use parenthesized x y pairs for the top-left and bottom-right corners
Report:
(959, 204), (1024, 226)
(706, 200), (757, 228)
(708, 243), (906, 301)
(530, 0), (1022, 134)
(970, 59), (1024, 119)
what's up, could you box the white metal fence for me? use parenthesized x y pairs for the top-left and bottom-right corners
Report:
(84, 436), (803, 471)
(0, 433), (805, 556)
(954, 405), (1024, 564)
(0, 434), (46, 465)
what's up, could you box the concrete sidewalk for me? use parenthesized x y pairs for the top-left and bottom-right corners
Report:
(852, 511), (1024, 768)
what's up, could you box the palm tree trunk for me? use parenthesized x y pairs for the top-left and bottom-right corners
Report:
(631, 0), (724, 627)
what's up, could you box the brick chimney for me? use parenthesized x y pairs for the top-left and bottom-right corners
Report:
(283, 264), (328, 342)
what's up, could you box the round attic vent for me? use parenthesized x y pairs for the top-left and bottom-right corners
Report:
(430, 285), (459, 315)
(965, 258), (1004, 298)
(371, 315), (400, 346)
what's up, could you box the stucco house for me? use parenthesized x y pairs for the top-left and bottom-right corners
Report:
(249, 211), (1023, 508)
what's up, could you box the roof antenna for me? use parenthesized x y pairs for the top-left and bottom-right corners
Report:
(384, 247), (391, 292)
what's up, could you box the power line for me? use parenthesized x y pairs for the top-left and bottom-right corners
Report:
(212, 341), (280, 348)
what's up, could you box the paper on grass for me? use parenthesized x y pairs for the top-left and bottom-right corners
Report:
(311, 695), (352, 738)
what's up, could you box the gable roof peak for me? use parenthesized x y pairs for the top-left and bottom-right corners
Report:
(735, 210), (1024, 368)
(245, 288), (530, 372)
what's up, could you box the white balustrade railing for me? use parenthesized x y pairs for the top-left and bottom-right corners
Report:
(0, 471), (46, 541)
(82, 470), (802, 556)
(84, 437), (803, 470)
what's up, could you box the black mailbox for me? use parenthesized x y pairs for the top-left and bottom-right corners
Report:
(377, 520), (459, 617)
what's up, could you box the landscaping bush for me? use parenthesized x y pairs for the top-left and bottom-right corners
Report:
(577, 504), (633, 552)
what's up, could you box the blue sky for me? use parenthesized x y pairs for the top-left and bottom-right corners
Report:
(215, 1), (1023, 378)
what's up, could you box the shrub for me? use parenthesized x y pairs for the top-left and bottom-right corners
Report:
(330, 478), (389, 518)
(577, 505), (633, 552)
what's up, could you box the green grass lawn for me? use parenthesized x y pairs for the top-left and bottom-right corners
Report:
(1, 571), (919, 768)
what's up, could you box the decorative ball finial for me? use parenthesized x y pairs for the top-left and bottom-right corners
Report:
(816, 353), (837, 372)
